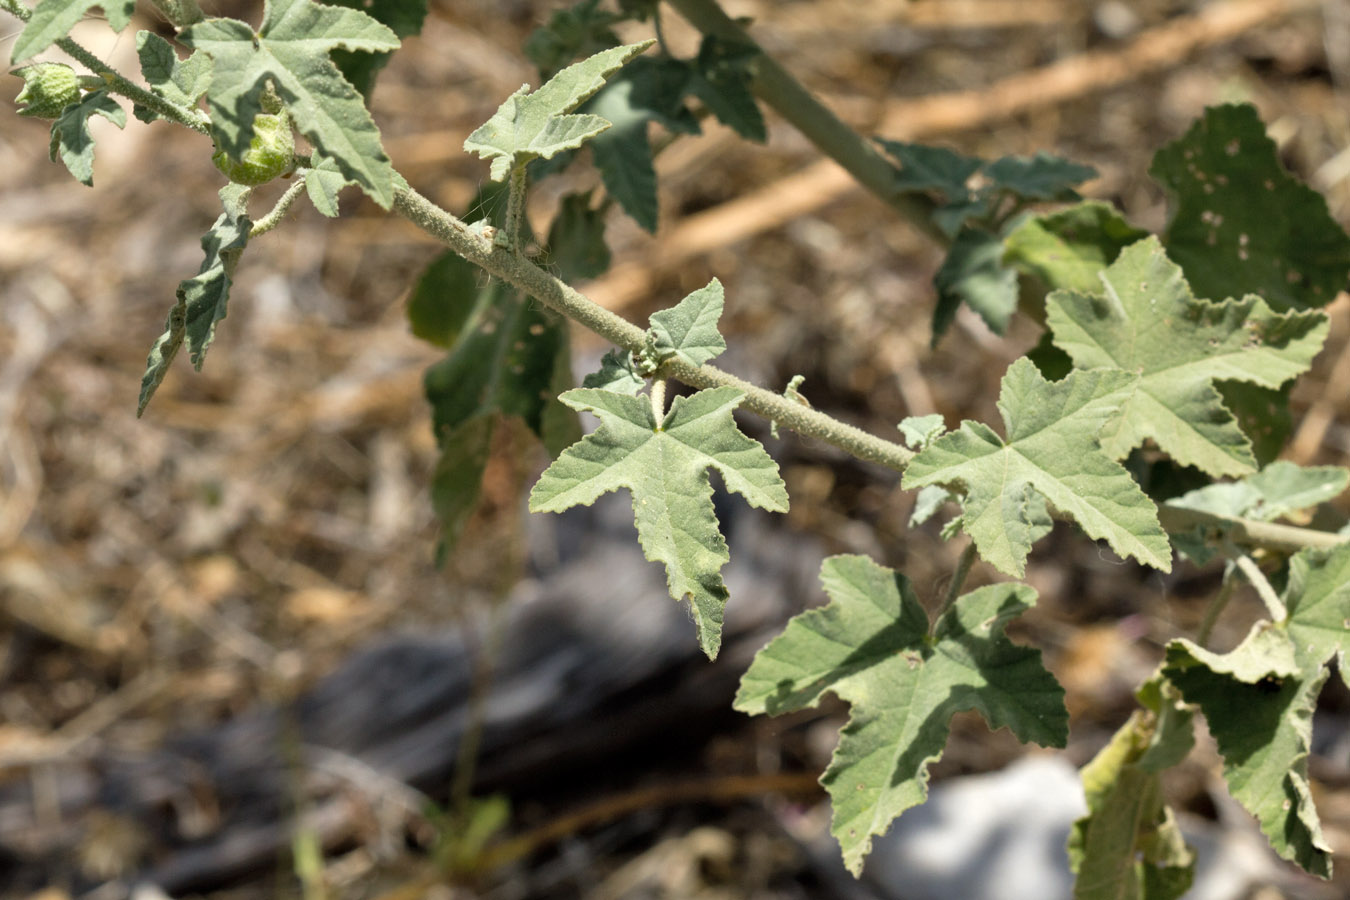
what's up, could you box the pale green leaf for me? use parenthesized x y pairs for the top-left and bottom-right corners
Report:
(902, 358), (1171, 576)
(1046, 237), (1327, 477)
(897, 414), (946, 451)
(1069, 675), (1195, 900)
(302, 151), (351, 217)
(134, 31), (211, 123)
(11, 0), (135, 64)
(138, 184), (251, 415)
(648, 278), (727, 368)
(582, 348), (645, 395)
(181, 0), (401, 208)
(1167, 621), (1301, 685)
(1166, 460), (1350, 524)
(932, 226), (1018, 340)
(1003, 201), (1148, 294)
(530, 385), (788, 658)
(735, 555), (1066, 874)
(465, 41), (653, 182)
(909, 484), (956, 527)
(1152, 104), (1350, 312)
(48, 88), (125, 185)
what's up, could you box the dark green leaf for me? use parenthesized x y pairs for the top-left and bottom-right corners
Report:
(546, 191), (611, 282)
(524, 0), (622, 79)
(48, 88), (125, 185)
(688, 35), (764, 141)
(932, 226), (1019, 342)
(325, 0), (428, 98)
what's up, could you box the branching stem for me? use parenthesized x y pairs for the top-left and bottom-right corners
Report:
(249, 176), (308, 237)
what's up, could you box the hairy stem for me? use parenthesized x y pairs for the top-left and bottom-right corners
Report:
(1235, 554), (1287, 621)
(0, 0), (212, 134)
(663, 0), (944, 244)
(935, 542), (978, 620)
(393, 184), (917, 471)
(500, 164), (528, 251)
(1194, 571), (1235, 647)
(650, 377), (668, 422)
(1156, 505), (1348, 554)
(249, 176), (307, 237)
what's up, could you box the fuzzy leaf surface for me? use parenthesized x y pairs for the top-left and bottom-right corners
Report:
(48, 89), (125, 186)
(1003, 201), (1148, 293)
(1069, 675), (1195, 900)
(1166, 461), (1349, 524)
(1151, 104), (1350, 312)
(464, 41), (652, 181)
(11, 0), (135, 63)
(139, 185), (251, 414)
(302, 152), (351, 217)
(530, 386), (788, 658)
(735, 555), (1066, 874)
(903, 358), (1170, 576)
(649, 278), (727, 367)
(181, 0), (400, 207)
(134, 32), (212, 123)
(582, 348), (645, 395)
(1047, 237), (1327, 477)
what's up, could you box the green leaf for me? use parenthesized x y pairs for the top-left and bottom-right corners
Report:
(984, 152), (1096, 200)
(1216, 381), (1290, 469)
(181, 0), (401, 208)
(1151, 104), (1350, 312)
(931, 226), (1019, 341)
(1069, 676), (1195, 900)
(1283, 542), (1350, 676)
(429, 414), (494, 556)
(524, 0), (621, 79)
(464, 41), (653, 182)
(897, 414), (946, 451)
(134, 31), (211, 124)
(582, 348), (645, 395)
(10, 0), (135, 64)
(878, 139), (983, 195)
(903, 358), (1171, 576)
(324, 0), (427, 98)
(1165, 460), (1350, 524)
(1046, 237), (1327, 477)
(139, 184), (252, 415)
(1003, 201), (1149, 294)
(735, 555), (1067, 874)
(406, 251), (480, 348)
(48, 88), (125, 186)
(546, 191), (611, 282)
(530, 386), (788, 658)
(648, 278), (727, 368)
(688, 35), (764, 141)
(302, 151), (351, 217)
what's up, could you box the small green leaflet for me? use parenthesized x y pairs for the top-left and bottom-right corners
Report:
(464, 41), (653, 182)
(139, 184), (252, 415)
(181, 0), (400, 208)
(1003, 201), (1149, 294)
(133, 31), (211, 124)
(897, 413), (946, 451)
(1166, 460), (1349, 524)
(302, 152), (351, 218)
(582, 348), (645, 395)
(1046, 237), (1327, 477)
(1151, 104), (1350, 312)
(649, 278), (727, 367)
(931, 226), (1018, 339)
(48, 89), (125, 186)
(1069, 674), (1195, 900)
(10, 0), (135, 64)
(735, 555), (1067, 875)
(530, 386), (789, 659)
(902, 358), (1171, 577)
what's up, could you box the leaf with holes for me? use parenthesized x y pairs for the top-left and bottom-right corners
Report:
(903, 357), (1170, 577)
(465, 41), (653, 182)
(181, 0), (401, 207)
(530, 386), (788, 658)
(735, 554), (1066, 874)
(1046, 237), (1327, 477)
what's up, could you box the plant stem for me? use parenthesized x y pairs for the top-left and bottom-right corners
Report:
(1194, 571), (1235, 647)
(500, 164), (528, 251)
(0, 0), (212, 134)
(393, 184), (917, 472)
(935, 542), (978, 620)
(249, 176), (307, 237)
(1235, 554), (1287, 621)
(650, 377), (668, 422)
(663, 0), (944, 245)
(1156, 505), (1348, 554)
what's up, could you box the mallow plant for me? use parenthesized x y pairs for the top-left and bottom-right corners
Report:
(6, 0), (1350, 893)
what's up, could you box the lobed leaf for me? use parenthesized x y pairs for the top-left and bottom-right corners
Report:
(648, 278), (727, 368)
(48, 89), (125, 186)
(735, 555), (1067, 874)
(465, 41), (653, 182)
(530, 386), (788, 658)
(182, 0), (401, 208)
(902, 358), (1171, 577)
(302, 151), (352, 217)
(134, 31), (211, 123)
(11, 0), (135, 63)
(1046, 237), (1327, 477)
(1151, 104), (1350, 312)
(139, 185), (252, 415)
(931, 226), (1018, 340)
(1003, 201), (1148, 294)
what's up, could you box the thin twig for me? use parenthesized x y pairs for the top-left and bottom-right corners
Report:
(1235, 554), (1287, 621)
(935, 542), (978, 620)
(1194, 570), (1236, 648)
(250, 176), (308, 237)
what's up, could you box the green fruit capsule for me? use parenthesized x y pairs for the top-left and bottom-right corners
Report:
(211, 113), (296, 186)
(14, 63), (81, 118)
